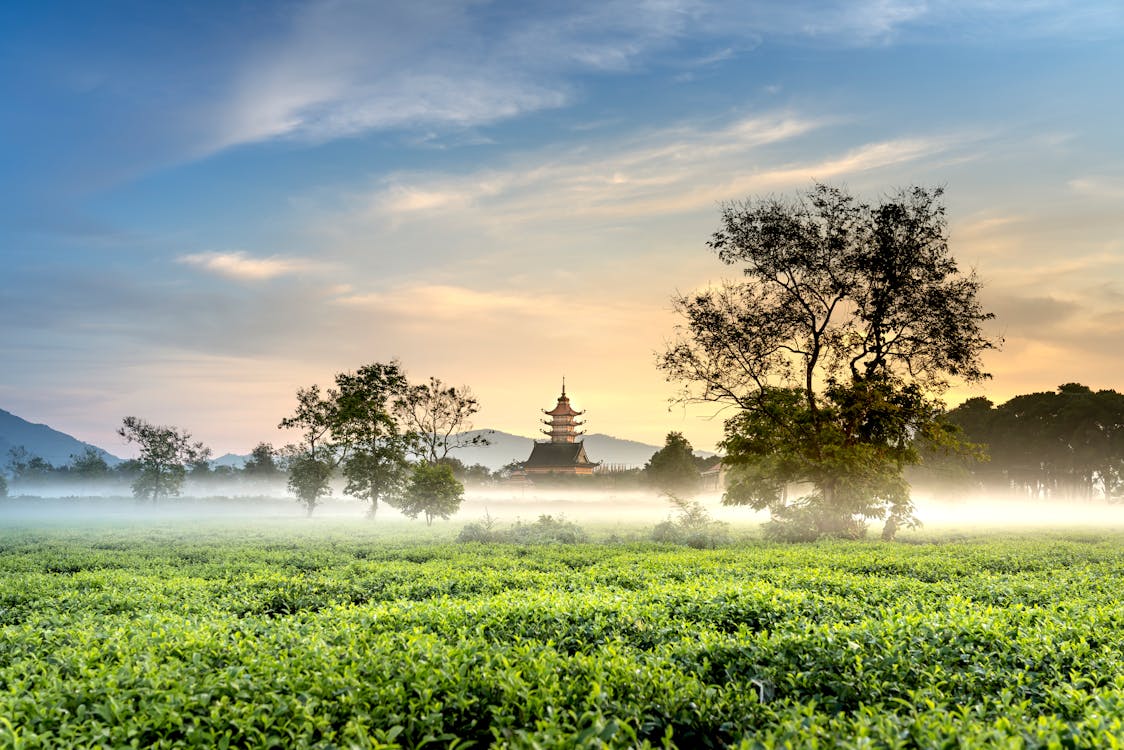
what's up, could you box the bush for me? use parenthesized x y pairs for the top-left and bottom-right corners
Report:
(458, 514), (588, 544)
(651, 496), (729, 548)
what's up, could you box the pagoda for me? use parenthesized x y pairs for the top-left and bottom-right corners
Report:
(522, 381), (598, 477)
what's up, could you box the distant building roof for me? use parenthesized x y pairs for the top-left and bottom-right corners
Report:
(523, 441), (598, 469)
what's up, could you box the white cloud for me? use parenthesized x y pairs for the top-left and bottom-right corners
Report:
(178, 251), (322, 281)
(1069, 176), (1124, 201)
(360, 115), (967, 228)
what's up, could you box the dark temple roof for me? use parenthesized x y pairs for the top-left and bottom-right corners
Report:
(523, 441), (598, 469)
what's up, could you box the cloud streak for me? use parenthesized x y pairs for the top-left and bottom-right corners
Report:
(178, 251), (323, 281)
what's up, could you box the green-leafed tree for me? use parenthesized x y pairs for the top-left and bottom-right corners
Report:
(332, 362), (416, 518)
(117, 417), (209, 503)
(944, 384), (1124, 501)
(279, 385), (337, 516)
(68, 447), (110, 480)
(243, 442), (281, 478)
(0, 472), (7, 498)
(661, 184), (997, 540)
(645, 432), (702, 495)
(400, 461), (465, 525)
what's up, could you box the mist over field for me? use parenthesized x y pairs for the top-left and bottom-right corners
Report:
(4, 482), (1124, 535)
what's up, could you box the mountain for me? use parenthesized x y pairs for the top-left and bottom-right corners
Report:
(211, 453), (248, 469)
(0, 408), (122, 468)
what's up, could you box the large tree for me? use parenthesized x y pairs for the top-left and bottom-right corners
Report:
(660, 184), (997, 540)
(117, 417), (209, 503)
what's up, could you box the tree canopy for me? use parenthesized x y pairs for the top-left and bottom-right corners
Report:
(644, 432), (702, 495)
(939, 384), (1124, 501)
(661, 183), (997, 540)
(117, 417), (209, 503)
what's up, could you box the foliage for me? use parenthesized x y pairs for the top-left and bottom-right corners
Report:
(938, 384), (1124, 501)
(651, 495), (729, 548)
(458, 513), (589, 544)
(3, 526), (1124, 747)
(644, 432), (702, 495)
(332, 362), (416, 518)
(67, 447), (110, 479)
(398, 461), (465, 525)
(0, 472), (6, 497)
(116, 417), (208, 503)
(661, 184), (996, 540)
(242, 442), (282, 478)
(5, 447), (55, 483)
(395, 376), (490, 462)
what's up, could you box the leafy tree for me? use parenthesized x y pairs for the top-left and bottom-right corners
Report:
(661, 184), (996, 540)
(6, 447), (55, 483)
(117, 417), (208, 503)
(332, 362), (416, 518)
(399, 462), (465, 525)
(0, 472), (7, 498)
(943, 384), (1124, 501)
(278, 386), (337, 516)
(243, 442), (281, 478)
(645, 432), (702, 495)
(68, 447), (110, 479)
(395, 377), (490, 462)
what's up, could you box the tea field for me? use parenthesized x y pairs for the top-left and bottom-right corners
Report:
(2, 522), (1124, 748)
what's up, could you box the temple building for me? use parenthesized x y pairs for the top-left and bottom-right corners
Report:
(522, 382), (599, 477)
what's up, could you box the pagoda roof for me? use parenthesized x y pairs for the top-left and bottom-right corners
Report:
(523, 441), (598, 469)
(544, 395), (583, 417)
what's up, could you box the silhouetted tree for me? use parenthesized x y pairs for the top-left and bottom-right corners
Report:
(661, 184), (997, 540)
(944, 384), (1124, 500)
(67, 447), (110, 480)
(117, 417), (208, 503)
(645, 432), (702, 495)
(396, 377), (490, 462)
(243, 442), (281, 478)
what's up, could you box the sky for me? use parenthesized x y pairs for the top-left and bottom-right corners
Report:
(2, 0), (1124, 459)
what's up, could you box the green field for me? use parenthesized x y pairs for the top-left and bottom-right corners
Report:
(2, 521), (1124, 748)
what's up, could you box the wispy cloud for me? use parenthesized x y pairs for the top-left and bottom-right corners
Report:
(361, 115), (968, 228)
(206, 0), (1123, 152)
(1068, 176), (1124, 200)
(178, 251), (322, 281)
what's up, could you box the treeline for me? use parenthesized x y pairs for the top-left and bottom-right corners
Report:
(920, 383), (1124, 501)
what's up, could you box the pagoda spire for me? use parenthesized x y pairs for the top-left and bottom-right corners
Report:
(541, 379), (585, 443)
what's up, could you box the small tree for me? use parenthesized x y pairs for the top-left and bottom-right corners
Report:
(399, 462), (465, 525)
(117, 417), (208, 503)
(68, 447), (110, 480)
(284, 450), (334, 517)
(645, 432), (702, 495)
(279, 386), (337, 516)
(243, 442), (281, 478)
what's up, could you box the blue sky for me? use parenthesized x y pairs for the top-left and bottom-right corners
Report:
(3, 0), (1124, 457)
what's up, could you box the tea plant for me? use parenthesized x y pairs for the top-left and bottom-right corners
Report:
(1, 523), (1123, 747)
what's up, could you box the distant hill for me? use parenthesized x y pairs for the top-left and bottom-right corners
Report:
(447, 429), (712, 471)
(0, 408), (122, 468)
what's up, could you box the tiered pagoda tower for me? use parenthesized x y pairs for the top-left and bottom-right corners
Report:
(522, 381), (598, 477)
